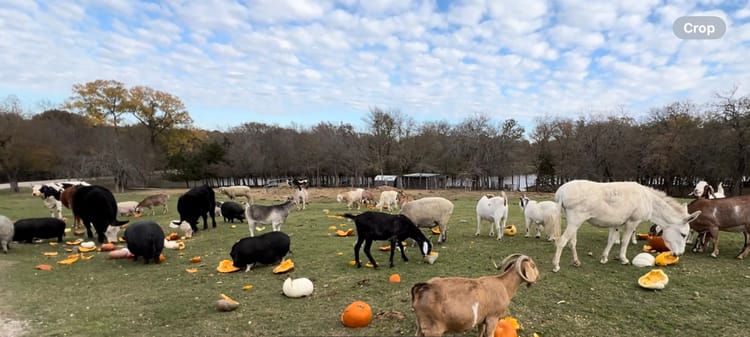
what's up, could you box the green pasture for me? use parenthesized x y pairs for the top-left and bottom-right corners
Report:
(1, 188), (749, 337)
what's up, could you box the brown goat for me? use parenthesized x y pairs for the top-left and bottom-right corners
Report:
(411, 254), (539, 337)
(61, 185), (83, 230)
(136, 193), (170, 216)
(688, 195), (750, 258)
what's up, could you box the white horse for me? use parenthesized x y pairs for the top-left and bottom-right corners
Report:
(552, 180), (701, 272)
(519, 194), (561, 241)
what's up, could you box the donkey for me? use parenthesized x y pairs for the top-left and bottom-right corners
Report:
(552, 180), (701, 272)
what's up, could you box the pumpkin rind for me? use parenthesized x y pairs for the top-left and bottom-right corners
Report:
(494, 318), (519, 337)
(336, 229), (354, 237)
(273, 259), (295, 274)
(341, 301), (372, 328)
(57, 254), (80, 265)
(638, 269), (669, 289)
(431, 227), (441, 235)
(217, 259), (240, 273)
(654, 252), (679, 266)
(632, 253), (655, 267)
(647, 236), (670, 252)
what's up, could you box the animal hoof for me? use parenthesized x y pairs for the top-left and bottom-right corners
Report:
(573, 261), (581, 267)
(552, 266), (560, 273)
(599, 258), (608, 264)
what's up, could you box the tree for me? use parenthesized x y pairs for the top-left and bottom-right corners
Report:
(65, 80), (130, 130)
(710, 87), (750, 195)
(128, 86), (193, 145)
(167, 139), (227, 187)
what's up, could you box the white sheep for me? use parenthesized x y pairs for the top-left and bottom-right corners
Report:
(400, 197), (454, 243)
(475, 192), (509, 240)
(336, 188), (364, 210)
(376, 190), (400, 212)
(518, 194), (561, 241)
(218, 185), (253, 201)
(117, 201), (140, 216)
(411, 254), (539, 336)
(0, 215), (14, 253)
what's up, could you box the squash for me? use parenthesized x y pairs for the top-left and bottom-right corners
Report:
(217, 259), (240, 273)
(282, 277), (314, 298)
(632, 253), (655, 267)
(57, 254), (80, 265)
(185, 268), (199, 273)
(216, 293), (240, 312)
(35, 264), (53, 271)
(65, 239), (82, 246)
(336, 229), (354, 237)
(389, 274), (401, 283)
(100, 243), (116, 252)
(166, 232), (180, 241)
(78, 246), (97, 253)
(494, 316), (520, 337)
(431, 227), (441, 235)
(273, 259), (295, 274)
(504, 225), (518, 236)
(341, 301), (372, 328)
(654, 251), (679, 266)
(647, 236), (670, 252)
(638, 269), (669, 289)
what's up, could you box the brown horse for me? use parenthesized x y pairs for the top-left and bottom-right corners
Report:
(688, 195), (750, 258)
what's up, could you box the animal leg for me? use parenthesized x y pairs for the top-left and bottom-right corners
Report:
(601, 228), (619, 264)
(363, 239), (378, 269)
(552, 217), (582, 272)
(272, 221), (282, 232)
(354, 237), (364, 268)
(617, 221), (638, 265)
(475, 216), (482, 236)
(710, 227), (720, 258)
(248, 221), (255, 237)
(495, 218), (502, 240)
(737, 230), (750, 259)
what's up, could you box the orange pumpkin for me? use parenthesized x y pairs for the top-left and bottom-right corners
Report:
(494, 317), (520, 337)
(341, 301), (372, 328)
(389, 274), (401, 283)
(647, 236), (669, 252)
(100, 243), (116, 252)
(217, 259), (240, 273)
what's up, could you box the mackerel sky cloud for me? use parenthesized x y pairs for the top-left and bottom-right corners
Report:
(1, 0), (749, 131)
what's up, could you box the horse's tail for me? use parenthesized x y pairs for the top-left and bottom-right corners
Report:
(545, 211), (561, 241)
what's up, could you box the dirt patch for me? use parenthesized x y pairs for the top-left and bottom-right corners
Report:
(0, 260), (29, 337)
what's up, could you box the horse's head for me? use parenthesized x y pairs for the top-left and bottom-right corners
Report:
(662, 211), (702, 256)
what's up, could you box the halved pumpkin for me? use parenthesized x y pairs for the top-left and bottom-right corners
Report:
(431, 227), (441, 235)
(166, 232), (180, 241)
(80, 253), (94, 260)
(186, 268), (199, 273)
(43, 251), (59, 256)
(494, 316), (520, 337)
(336, 228), (354, 237)
(57, 254), (80, 265)
(177, 242), (186, 250)
(78, 246), (97, 253)
(217, 259), (240, 273)
(647, 236), (670, 252)
(65, 239), (83, 246)
(638, 269), (669, 289)
(654, 251), (679, 266)
(328, 225), (338, 230)
(636, 233), (650, 240)
(273, 259), (295, 274)
(504, 225), (517, 236)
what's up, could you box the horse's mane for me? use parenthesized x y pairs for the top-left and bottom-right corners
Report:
(644, 186), (684, 213)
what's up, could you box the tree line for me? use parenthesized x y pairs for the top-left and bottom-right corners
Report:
(1, 80), (749, 196)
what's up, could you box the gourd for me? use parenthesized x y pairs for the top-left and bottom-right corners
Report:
(282, 277), (314, 298)
(217, 259), (240, 273)
(493, 317), (520, 337)
(638, 269), (669, 289)
(336, 229), (354, 237)
(654, 251), (679, 266)
(341, 301), (372, 328)
(389, 274), (401, 283)
(632, 253), (655, 267)
(273, 259), (295, 274)
(100, 243), (116, 251)
(215, 293), (240, 312)
(504, 225), (518, 236)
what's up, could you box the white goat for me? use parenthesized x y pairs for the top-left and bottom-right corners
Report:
(400, 197), (454, 243)
(294, 188), (309, 210)
(411, 254), (539, 337)
(519, 194), (561, 241)
(336, 188), (364, 210)
(475, 192), (508, 240)
(376, 190), (400, 212)
(218, 185), (253, 201)
(117, 201), (140, 216)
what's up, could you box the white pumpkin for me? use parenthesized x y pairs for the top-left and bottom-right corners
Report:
(80, 241), (96, 249)
(632, 253), (655, 267)
(282, 277), (314, 298)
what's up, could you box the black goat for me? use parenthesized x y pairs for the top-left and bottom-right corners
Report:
(343, 212), (432, 269)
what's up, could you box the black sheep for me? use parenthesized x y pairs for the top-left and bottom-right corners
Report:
(221, 201), (245, 223)
(344, 212), (433, 269)
(72, 185), (128, 243)
(230, 231), (290, 271)
(177, 185), (217, 233)
(123, 221), (165, 264)
(12, 218), (66, 243)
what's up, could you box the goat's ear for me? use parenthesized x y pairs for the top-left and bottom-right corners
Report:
(522, 260), (540, 286)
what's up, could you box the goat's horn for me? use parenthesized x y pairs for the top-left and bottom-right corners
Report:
(499, 253), (524, 271)
(492, 258), (499, 270)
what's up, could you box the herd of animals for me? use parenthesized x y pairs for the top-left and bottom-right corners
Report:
(0, 178), (744, 336)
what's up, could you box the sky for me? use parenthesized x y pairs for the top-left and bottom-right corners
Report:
(1, 0), (750, 133)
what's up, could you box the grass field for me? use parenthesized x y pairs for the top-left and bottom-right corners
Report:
(1, 187), (749, 337)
